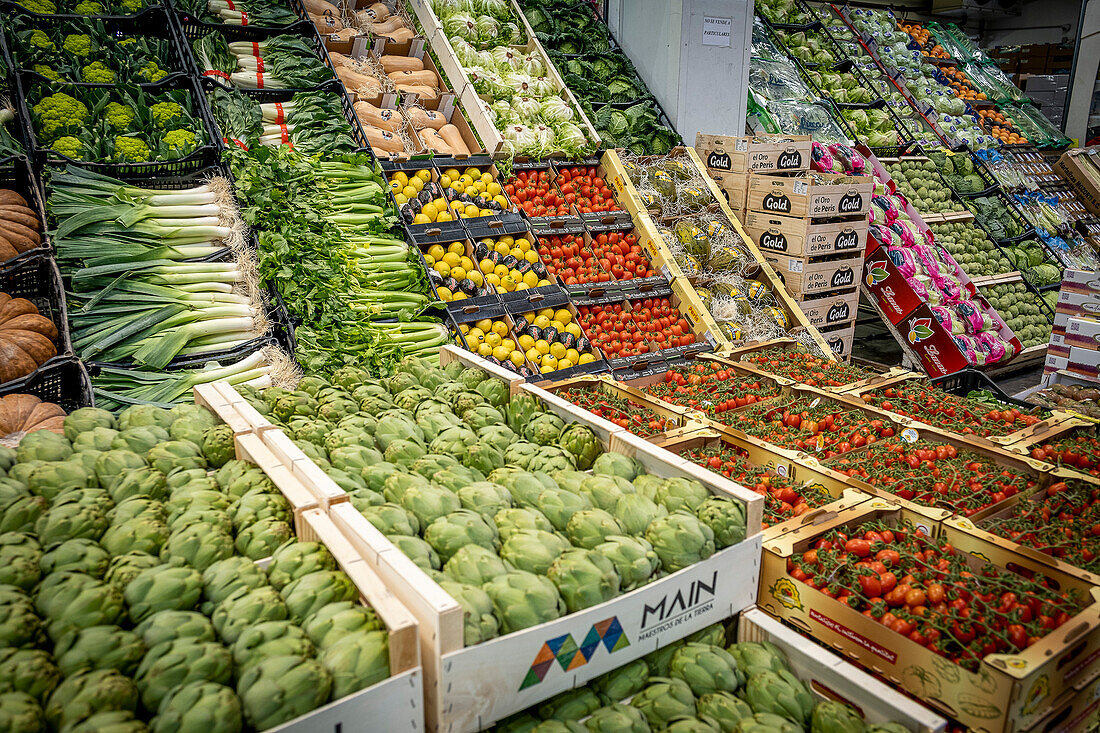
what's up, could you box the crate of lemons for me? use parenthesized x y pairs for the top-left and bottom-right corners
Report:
(472, 235), (554, 295)
(389, 166), (510, 225)
(423, 241), (493, 302)
(460, 309), (600, 375)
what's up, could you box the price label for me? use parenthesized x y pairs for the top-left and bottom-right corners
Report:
(900, 428), (919, 443)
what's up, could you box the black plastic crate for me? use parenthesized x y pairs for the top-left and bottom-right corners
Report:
(0, 0), (166, 20)
(170, 0), (312, 40)
(0, 253), (73, 385)
(0, 156), (49, 268)
(0, 357), (93, 413)
(930, 367), (1034, 409)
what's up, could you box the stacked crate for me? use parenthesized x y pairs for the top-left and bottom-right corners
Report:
(694, 133), (813, 223)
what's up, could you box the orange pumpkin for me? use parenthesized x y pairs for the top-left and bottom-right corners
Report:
(0, 293), (58, 384)
(0, 393), (66, 445)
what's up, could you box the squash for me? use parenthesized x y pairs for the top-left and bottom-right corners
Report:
(364, 126), (405, 155)
(0, 191), (29, 208)
(328, 51), (353, 68)
(354, 101), (403, 131)
(367, 15), (405, 34)
(0, 394), (66, 446)
(0, 207), (40, 232)
(418, 128), (454, 155)
(379, 55), (423, 74)
(406, 107), (446, 130)
(380, 27), (415, 43)
(396, 84), (437, 101)
(309, 12), (344, 31)
(387, 69), (437, 88)
(302, 0), (339, 16)
(437, 124), (470, 155)
(335, 66), (383, 95)
(320, 28), (358, 43)
(358, 1), (389, 21)
(0, 193), (41, 262)
(0, 293), (57, 384)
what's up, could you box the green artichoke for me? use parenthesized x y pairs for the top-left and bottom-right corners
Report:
(150, 681), (243, 733)
(117, 404), (173, 431)
(698, 692), (754, 733)
(864, 724), (911, 733)
(64, 408), (116, 441)
(0, 494), (47, 534)
(687, 623), (726, 647)
(456, 482), (513, 520)
(147, 441), (207, 475)
(124, 564), (203, 623)
(586, 702), (649, 731)
(524, 412), (565, 446)
(109, 496), (167, 525)
(94, 450), (147, 492)
(499, 529), (570, 575)
(548, 549), (620, 612)
(533, 487), (592, 533)
(644, 641), (683, 678)
(303, 601), (385, 650)
(593, 657), (649, 703)
(281, 570), (358, 624)
(486, 468), (550, 508)
(592, 452), (642, 481)
(696, 498), (746, 549)
(112, 426), (171, 455)
(0, 691), (44, 733)
(35, 572), (126, 641)
(347, 487), (383, 511)
(442, 544), (511, 586)
(202, 556), (268, 608)
(538, 686), (601, 720)
(0, 585), (44, 648)
(613, 493), (668, 536)
(229, 491), (291, 532)
(595, 535), (659, 590)
(632, 677), (697, 729)
(670, 642), (745, 696)
(438, 580), (499, 646)
(0, 532), (40, 590)
(16, 430), (72, 463)
(493, 507), (554, 539)
(566, 508), (623, 550)
(532, 445), (577, 473)
(388, 534), (441, 571)
(134, 610), (216, 649)
(665, 717), (720, 732)
(104, 552), (160, 590)
(136, 639), (234, 711)
(657, 478), (711, 513)
(66, 709), (149, 732)
(321, 629), (389, 697)
(35, 494), (109, 545)
(424, 510), (501, 562)
(44, 668), (139, 731)
(168, 405), (217, 442)
(0, 648), (61, 702)
(361, 502), (420, 537)
(101, 517), (170, 557)
(399, 483), (462, 528)
(483, 570), (566, 633)
(646, 512), (715, 572)
(25, 460), (92, 500)
(213, 586), (289, 644)
(810, 701), (865, 733)
(201, 425), (235, 468)
(726, 642), (787, 679)
(232, 620), (314, 671)
(577, 476), (626, 514)
(53, 625), (146, 676)
(237, 655), (332, 730)
(736, 712), (805, 733)
(558, 423), (602, 470)
(161, 523), (234, 572)
(493, 711), (540, 732)
(742, 670), (814, 725)
(235, 518), (293, 560)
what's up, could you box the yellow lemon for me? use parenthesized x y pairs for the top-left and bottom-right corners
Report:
(422, 253), (435, 268)
(409, 176), (424, 191)
(510, 248), (524, 260)
(522, 271), (539, 288)
(494, 240), (511, 256)
(515, 237), (531, 252)
(451, 292), (467, 300)
(549, 342), (567, 359)
(420, 204), (438, 220)
(464, 167), (480, 176)
(515, 283), (529, 291)
(537, 279), (550, 286)
(557, 358), (574, 370)
(448, 241), (465, 255)
(525, 347), (541, 364)
(578, 353), (596, 364)
(493, 264), (510, 278)
(439, 174), (452, 188)
(459, 323), (470, 334)
(416, 169), (431, 182)
(393, 193), (408, 205)
(538, 308), (554, 319)
(467, 327), (484, 342)
(484, 274), (500, 287)
(479, 259), (496, 274)
(465, 185), (480, 198)
(518, 334), (535, 351)
(487, 181), (502, 196)
(436, 211), (453, 222)
(434, 262), (451, 277)
(533, 315), (551, 329)
(491, 321), (509, 338)
(565, 323), (582, 338)
(501, 339), (515, 352)
(464, 204), (480, 218)
(550, 320), (565, 333)
(492, 345), (511, 362)
(493, 195), (509, 210)
(524, 250), (539, 264)
(509, 351), (525, 368)
(450, 266), (466, 281)
(565, 348), (580, 363)
(485, 332), (502, 348)
(427, 244), (446, 261)
(535, 339), (550, 355)
(554, 309), (572, 326)
(413, 213), (431, 225)
(475, 319), (493, 332)
(500, 275), (516, 291)
(436, 287), (452, 301)
(402, 185), (417, 200)
(522, 311), (536, 320)
(480, 210), (495, 217)
(442, 252), (461, 268)
(466, 270), (483, 287)
(477, 343), (492, 357)
(480, 172), (493, 184)
(540, 354), (558, 371)
(444, 167), (460, 178)
(459, 256), (474, 271)
(499, 235), (514, 247)
(392, 171), (408, 186)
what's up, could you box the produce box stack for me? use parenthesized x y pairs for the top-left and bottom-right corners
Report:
(694, 134), (813, 224)
(740, 159), (873, 360)
(1046, 269), (1100, 382)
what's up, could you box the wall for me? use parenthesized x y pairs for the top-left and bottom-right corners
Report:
(975, 0), (1080, 46)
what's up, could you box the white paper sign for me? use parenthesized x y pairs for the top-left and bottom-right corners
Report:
(702, 16), (731, 46)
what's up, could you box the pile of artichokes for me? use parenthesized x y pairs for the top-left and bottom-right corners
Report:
(488, 622), (916, 733)
(0, 402), (390, 731)
(241, 357), (749, 645)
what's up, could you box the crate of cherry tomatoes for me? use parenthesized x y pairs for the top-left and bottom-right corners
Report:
(727, 340), (881, 392)
(758, 501), (1100, 733)
(656, 426), (871, 539)
(502, 160), (577, 222)
(532, 214), (662, 291)
(549, 158), (623, 222)
(538, 375), (702, 441)
(1008, 425), (1100, 481)
(500, 288), (606, 379)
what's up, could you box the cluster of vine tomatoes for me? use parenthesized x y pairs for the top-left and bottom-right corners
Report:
(643, 361), (781, 420)
(736, 397), (895, 457)
(556, 166), (619, 214)
(558, 387), (671, 437)
(858, 383), (1043, 437)
(1029, 432), (1100, 477)
(743, 346), (871, 388)
(577, 299), (695, 358)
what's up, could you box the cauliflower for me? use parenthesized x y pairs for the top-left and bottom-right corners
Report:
(113, 135), (151, 162)
(15, 0), (57, 12)
(62, 34), (93, 57)
(32, 92), (90, 141)
(29, 31), (55, 52)
(80, 61), (116, 84)
(32, 65), (62, 82)
(104, 102), (135, 131)
(138, 61), (167, 83)
(163, 129), (197, 156)
(52, 136), (84, 159)
(74, 0), (104, 12)
(150, 101), (184, 129)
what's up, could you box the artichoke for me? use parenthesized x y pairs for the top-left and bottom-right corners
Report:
(531, 445), (577, 473)
(147, 441), (207, 475)
(493, 507), (554, 539)
(235, 518), (293, 560)
(670, 642), (745, 696)
(486, 468), (550, 508)
(201, 425), (235, 468)
(593, 658), (650, 703)
(595, 535), (659, 591)
(35, 494), (110, 545)
(202, 556), (269, 608)
(696, 498), (747, 549)
(538, 686), (601, 720)
(44, 668), (139, 731)
(0, 585), (44, 648)
(530, 722), (586, 732)
(0, 532), (41, 590)
(104, 552), (161, 590)
(136, 639), (234, 711)
(94, 450), (147, 492)
(657, 478), (711, 513)
(360, 503), (420, 537)
(646, 512), (716, 572)
(442, 544), (511, 586)
(303, 601), (385, 650)
(0, 648), (61, 702)
(16, 430), (72, 463)
(811, 701), (865, 733)
(117, 404), (173, 431)
(578, 476), (626, 514)
(25, 460), (92, 500)
(565, 508), (623, 550)
(161, 522), (234, 572)
(0, 691), (44, 732)
(35, 572), (126, 641)
(499, 529), (570, 575)
(347, 487), (383, 511)
(400, 483), (462, 528)
(64, 407), (116, 441)
(632, 677), (697, 729)
(548, 549), (621, 613)
(665, 718), (720, 732)
(388, 534), (441, 571)
(645, 641), (684, 678)
(66, 709), (149, 732)
(592, 452), (642, 481)
(698, 692), (754, 733)
(134, 610), (216, 649)
(101, 516), (170, 557)
(0, 494), (47, 534)
(281, 570), (358, 624)
(456, 482), (513, 520)
(586, 702), (650, 732)
(726, 642), (787, 679)
(321, 629), (389, 697)
(109, 496), (167, 525)
(737, 713), (805, 733)
(524, 412), (565, 445)
(213, 586), (289, 644)
(168, 405), (217, 442)
(150, 681), (243, 733)
(742, 670), (814, 725)
(229, 492), (291, 532)
(687, 623), (726, 647)
(236, 655), (332, 730)
(615, 493), (669, 536)
(53, 625), (146, 676)
(124, 564), (203, 623)
(558, 423), (602, 470)
(535, 486), (597, 533)
(232, 621), (314, 671)
(483, 570), (566, 633)
(437, 580), (499, 646)
(424, 510), (501, 562)
(112, 426), (171, 455)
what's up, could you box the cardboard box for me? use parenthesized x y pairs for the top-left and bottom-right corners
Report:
(1066, 317), (1100, 352)
(1045, 354), (1070, 374)
(747, 173), (874, 218)
(709, 171), (749, 213)
(795, 289), (861, 329)
(820, 319), (856, 359)
(1066, 348), (1100, 381)
(1054, 151), (1100, 216)
(744, 212), (868, 257)
(766, 253), (863, 295)
(694, 133), (812, 174)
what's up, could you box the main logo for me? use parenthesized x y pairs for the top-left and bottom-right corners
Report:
(707, 151), (732, 170)
(834, 229), (859, 250)
(520, 617), (630, 690)
(865, 260), (889, 286)
(832, 267), (855, 288)
(639, 573), (717, 631)
(762, 194), (791, 213)
(838, 193), (864, 213)
(760, 231), (788, 251)
(908, 317), (934, 344)
(777, 150), (803, 169)
(826, 302), (850, 322)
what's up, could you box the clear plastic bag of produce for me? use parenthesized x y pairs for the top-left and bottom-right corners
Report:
(765, 101), (852, 143)
(749, 58), (814, 102)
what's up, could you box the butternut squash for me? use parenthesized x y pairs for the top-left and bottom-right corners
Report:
(320, 28), (358, 43)
(381, 27), (415, 43)
(335, 66), (382, 94)
(358, 1), (389, 21)
(364, 126), (405, 154)
(379, 55), (423, 74)
(396, 84), (438, 101)
(354, 101), (403, 131)
(418, 128), (454, 155)
(309, 12), (344, 31)
(328, 51), (353, 68)
(437, 124), (469, 156)
(302, 0), (339, 16)
(367, 15), (405, 34)
(406, 107), (445, 130)
(388, 69), (437, 88)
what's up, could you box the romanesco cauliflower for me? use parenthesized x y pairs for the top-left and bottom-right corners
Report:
(33, 65), (62, 82)
(32, 92), (89, 141)
(113, 136), (151, 162)
(62, 34), (93, 57)
(118, 38), (136, 47)
(29, 31), (55, 52)
(163, 129), (197, 156)
(104, 102), (135, 131)
(150, 101), (184, 129)
(16, 0), (56, 12)
(138, 61), (167, 83)
(74, 0), (105, 12)
(80, 61), (116, 84)
(52, 136), (84, 159)
(120, 0), (143, 11)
